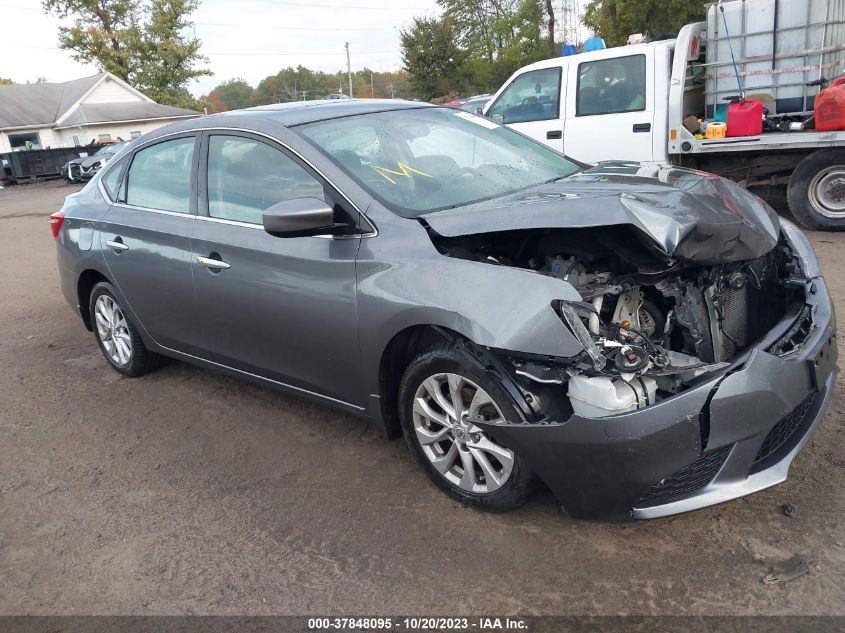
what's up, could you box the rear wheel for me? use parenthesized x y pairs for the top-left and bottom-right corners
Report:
(89, 282), (161, 377)
(788, 150), (845, 230)
(398, 345), (533, 511)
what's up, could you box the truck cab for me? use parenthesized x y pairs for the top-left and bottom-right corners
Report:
(484, 40), (673, 164)
(485, 6), (845, 231)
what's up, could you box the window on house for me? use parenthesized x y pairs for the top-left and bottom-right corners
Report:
(8, 132), (42, 150)
(72, 135), (80, 146)
(98, 133), (112, 143)
(130, 131), (142, 139)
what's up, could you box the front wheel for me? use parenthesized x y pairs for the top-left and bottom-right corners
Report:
(397, 345), (533, 512)
(788, 150), (845, 230)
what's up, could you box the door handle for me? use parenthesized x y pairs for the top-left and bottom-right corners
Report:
(632, 123), (651, 133)
(546, 130), (563, 139)
(197, 254), (231, 271)
(106, 238), (129, 252)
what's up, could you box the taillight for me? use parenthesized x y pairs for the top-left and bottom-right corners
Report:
(49, 211), (65, 240)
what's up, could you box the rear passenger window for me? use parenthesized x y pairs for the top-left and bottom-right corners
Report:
(487, 67), (561, 124)
(101, 157), (126, 201)
(125, 137), (195, 213)
(577, 55), (646, 116)
(207, 135), (325, 225)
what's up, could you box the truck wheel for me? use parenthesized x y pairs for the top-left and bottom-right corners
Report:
(787, 150), (845, 230)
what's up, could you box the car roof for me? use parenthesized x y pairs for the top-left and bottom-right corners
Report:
(211, 98), (433, 127)
(130, 99), (439, 148)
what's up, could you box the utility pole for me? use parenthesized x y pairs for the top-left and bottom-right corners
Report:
(387, 84), (395, 99)
(345, 42), (353, 98)
(371, 72), (374, 98)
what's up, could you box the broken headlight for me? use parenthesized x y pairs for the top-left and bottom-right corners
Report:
(557, 300), (606, 371)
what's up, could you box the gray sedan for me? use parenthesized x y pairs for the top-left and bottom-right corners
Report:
(52, 100), (837, 520)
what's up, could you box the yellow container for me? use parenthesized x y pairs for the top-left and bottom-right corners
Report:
(705, 122), (727, 139)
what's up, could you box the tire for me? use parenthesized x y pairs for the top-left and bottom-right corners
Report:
(89, 281), (161, 377)
(397, 344), (533, 512)
(787, 149), (845, 230)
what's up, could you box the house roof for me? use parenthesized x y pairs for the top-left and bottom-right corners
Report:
(0, 72), (198, 130)
(55, 102), (199, 128)
(0, 74), (102, 129)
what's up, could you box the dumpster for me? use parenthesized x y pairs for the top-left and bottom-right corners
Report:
(0, 145), (100, 183)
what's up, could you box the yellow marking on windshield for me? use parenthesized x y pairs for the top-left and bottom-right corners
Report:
(372, 162), (432, 185)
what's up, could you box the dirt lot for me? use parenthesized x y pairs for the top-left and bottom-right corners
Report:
(0, 180), (843, 616)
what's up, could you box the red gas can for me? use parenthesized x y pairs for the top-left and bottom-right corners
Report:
(815, 77), (845, 132)
(726, 98), (764, 137)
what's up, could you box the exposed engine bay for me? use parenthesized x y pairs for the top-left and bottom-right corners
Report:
(429, 226), (807, 418)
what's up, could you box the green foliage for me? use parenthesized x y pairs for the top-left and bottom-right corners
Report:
(400, 17), (466, 101)
(583, 0), (706, 47)
(400, 0), (550, 100)
(203, 68), (411, 113)
(42, 0), (210, 109)
(0, 77), (12, 85)
(207, 79), (254, 111)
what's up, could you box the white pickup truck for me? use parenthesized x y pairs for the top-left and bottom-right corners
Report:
(483, 0), (845, 229)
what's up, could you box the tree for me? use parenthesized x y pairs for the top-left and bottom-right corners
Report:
(400, 17), (466, 100)
(543, 0), (555, 58)
(0, 77), (12, 85)
(583, 0), (706, 47)
(42, 0), (210, 109)
(437, 0), (547, 93)
(205, 79), (254, 111)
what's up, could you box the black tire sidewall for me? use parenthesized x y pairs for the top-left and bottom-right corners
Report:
(397, 346), (533, 512)
(788, 150), (845, 231)
(88, 282), (155, 377)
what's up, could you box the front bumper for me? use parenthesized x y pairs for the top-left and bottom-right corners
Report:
(479, 277), (837, 521)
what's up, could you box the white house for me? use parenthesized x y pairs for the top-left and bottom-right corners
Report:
(0, 72), (200, 153)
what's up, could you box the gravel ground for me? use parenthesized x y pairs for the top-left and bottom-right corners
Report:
(0, 180), (843, 615)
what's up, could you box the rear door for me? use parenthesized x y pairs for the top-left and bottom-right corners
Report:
(563, 50), (656, 163)
(100, 134), (206, 357)
(189, 131), (364, 406)
(486, 65), (565, 152)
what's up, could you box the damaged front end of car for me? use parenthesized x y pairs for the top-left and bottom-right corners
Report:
(420, 168), (837, 520)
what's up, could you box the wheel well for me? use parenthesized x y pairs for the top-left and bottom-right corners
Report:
(77, 269), (109, 331)
(378, 325), (453, 437)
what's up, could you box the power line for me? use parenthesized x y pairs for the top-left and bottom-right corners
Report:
(196, 21), (398, 31)
(9, 44), (401, 56)
(211, 0), (434, 9)
(208, 49), (400, 57)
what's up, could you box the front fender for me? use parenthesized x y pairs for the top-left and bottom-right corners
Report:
(355, 222), (585, 396)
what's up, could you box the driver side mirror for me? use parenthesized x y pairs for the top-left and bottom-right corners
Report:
(262, 197), (335, 238)
(491, 113), (504, 124)
(475, 107), (484, 116)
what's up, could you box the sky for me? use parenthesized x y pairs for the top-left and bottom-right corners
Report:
(0, 0), (442, 96)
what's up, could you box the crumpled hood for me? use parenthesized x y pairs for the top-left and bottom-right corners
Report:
(421, 163), (781, 264)
(79, 154), (110, 168)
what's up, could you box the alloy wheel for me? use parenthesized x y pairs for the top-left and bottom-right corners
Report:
(412, 372), (514, 494)
(94, 294), (133, 366)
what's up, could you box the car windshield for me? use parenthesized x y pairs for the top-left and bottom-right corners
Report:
(297, 107), (581, 216)
(94, 143), (123, 156)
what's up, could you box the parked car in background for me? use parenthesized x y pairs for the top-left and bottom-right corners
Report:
(483, 0), (845, 230)
(323, 93), (351, 100)
(51, 100), (836, 520)
(458, 95), (491, 114)
(62, 142), (128, 182)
